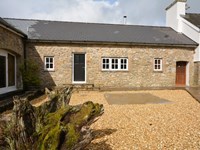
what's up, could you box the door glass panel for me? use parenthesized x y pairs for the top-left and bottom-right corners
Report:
(0, 56), (6, 88)
(8, 54), (15, 86)
(74, 54), (85, 82)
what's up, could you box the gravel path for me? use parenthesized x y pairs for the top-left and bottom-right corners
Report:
(70, 90), (200, 150)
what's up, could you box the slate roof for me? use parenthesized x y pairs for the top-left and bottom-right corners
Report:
(183, 13), (200, 28)
(0, 17), (26, 36)
(4, 18), (197, 47)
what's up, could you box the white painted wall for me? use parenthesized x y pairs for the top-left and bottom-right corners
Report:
(166, 1), (186, 32)
(181, 18), (200, 61)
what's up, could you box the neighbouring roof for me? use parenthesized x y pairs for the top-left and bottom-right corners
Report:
(183, 13), (200, 28)
(0, 17), (26, 37)
(4, 18), (197, 47)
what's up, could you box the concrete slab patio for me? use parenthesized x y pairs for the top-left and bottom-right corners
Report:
(70, 90), (200, 150)
(105, 93), (171, 105)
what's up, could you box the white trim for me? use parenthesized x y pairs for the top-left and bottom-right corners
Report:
(102, 57), (128, 71)
(44, 56), (55, 71)
(186, 62), (190, 86)
(153, 58), (163, 71)
(72, 53), (86, 84)
(0, 49), (17, 94)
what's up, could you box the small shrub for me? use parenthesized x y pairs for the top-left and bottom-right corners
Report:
(20, 59), (41, 89)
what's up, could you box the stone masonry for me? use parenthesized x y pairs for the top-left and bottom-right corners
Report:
(194, 62), (200, 86)
(27, 42), (195, 88)
(0, 26), (24, 89)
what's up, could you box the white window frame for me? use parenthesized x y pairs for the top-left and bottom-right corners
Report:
(102, 58), (110, 70)
(0, 49), (17, 94)
(154, 58), (163, 71)
(102, 57), (128, 71)
(72, 53), (87, 84)
(44, 56), (54, 71)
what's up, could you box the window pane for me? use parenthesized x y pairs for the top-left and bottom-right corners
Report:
(124, 65), (127, 69)
(124, 59), (127, 64)
(103, 59), (105, 63)
(8, 54), (15, 86)
(106, 59), (109, 63)
(106, 64), (109, 69)
(103, 64), (105, 69)
(50, 64), (53, 68)
(112, 64), (115, 69)
(155, 65), (157, 69)
(46, 64), (49, 68)
(50, 58), (53, 63)
(155, 59), (157, 64)
(158, 60), (160, 64)
(115, 59), (118, 63)
(46, 57), (49, 62)
(115, 64), (118, 69)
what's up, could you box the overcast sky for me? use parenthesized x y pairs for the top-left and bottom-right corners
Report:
(0, 0), (200, 26)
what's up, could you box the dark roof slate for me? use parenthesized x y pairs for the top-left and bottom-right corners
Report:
(0, 17), (26, 36)
(183, 13), (200, 28)
(4, 18), (197, 47)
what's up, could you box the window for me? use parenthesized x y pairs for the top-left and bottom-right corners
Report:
(121, 58), (127, 70)
(8, 54), (15, 86)
(0, 56), (6, 88)
(102, 58), (128, 71)
(154, 58), (162, 71)
(44, 56), (54, 71)
(111, 58), (118, 69)
(102, 58), (109, 70)
(0, 50), (16, 90)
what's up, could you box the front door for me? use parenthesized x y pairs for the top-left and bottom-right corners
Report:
(73, 54), (85, 82)
(176, 62), (187, 86)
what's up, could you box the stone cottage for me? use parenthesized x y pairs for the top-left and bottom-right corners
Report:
(0, 0), (199, 95)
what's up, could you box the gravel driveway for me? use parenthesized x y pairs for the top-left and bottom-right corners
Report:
(70, 90), (200, 150)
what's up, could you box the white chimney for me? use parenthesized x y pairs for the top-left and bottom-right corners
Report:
(123, 16), (127, 24)
(166, 0), (187, 32)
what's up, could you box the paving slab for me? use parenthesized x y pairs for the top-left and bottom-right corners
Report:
(104, 93), (171, 105)
(186, 87), (200, 103)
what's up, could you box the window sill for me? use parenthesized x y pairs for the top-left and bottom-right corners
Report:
(153, 70), (163, 73)
(102, 70), (129, 72)
(44, 69), (55, 72)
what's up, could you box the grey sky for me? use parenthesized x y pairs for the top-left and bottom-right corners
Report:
(0, 0), (200, 26)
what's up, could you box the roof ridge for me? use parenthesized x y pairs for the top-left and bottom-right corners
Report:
(3, 17), (169, 29)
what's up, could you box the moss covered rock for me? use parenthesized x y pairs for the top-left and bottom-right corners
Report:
(37, 101), (104, 150)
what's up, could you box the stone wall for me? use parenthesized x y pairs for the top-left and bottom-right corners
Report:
(0, 26), (24, 56)
(194, 62), (200, 86)
(0, 26), (24, 90)
(26, 42), (195, 88)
